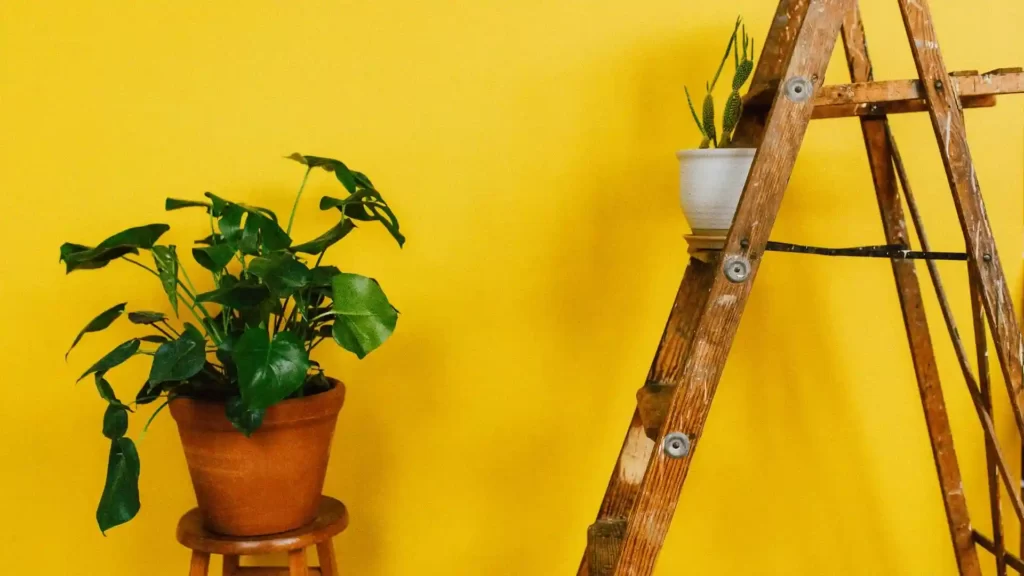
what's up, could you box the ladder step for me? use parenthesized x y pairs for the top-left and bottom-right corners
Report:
(636, 383), (673, 440)
(586, 519), (627, 576)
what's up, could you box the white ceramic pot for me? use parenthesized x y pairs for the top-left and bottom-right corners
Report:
(677, 148), (756, 234)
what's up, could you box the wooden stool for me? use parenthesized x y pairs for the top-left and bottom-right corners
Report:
(177, 496), (348, 575)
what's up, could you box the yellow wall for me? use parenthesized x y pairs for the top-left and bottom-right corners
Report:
(2, 1), (1024, 574)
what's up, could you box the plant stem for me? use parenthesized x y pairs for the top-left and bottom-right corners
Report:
(286, 167), (313, 236)
(177, 259), (223, 344)
(159, 320), (180, 337)
(152, 324), (175, 339)
(120, 256), (221, 345)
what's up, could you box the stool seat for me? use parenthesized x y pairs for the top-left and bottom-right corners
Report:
(176, 496), (347, 576)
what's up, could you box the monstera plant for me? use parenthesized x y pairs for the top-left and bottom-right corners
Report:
(61, 154), (402, 535)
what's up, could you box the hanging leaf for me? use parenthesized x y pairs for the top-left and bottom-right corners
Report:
(165, 198), (211, 212)
(78, 339), (141, 382)
(67, 303), (127, 359)
(195, 281), (271, 309)
(192, 244), (236, 272)
(135, 381), (161, 405)
(59, 243), (139, 273)
(148, 324), (207, 385)
(248, 253), (311, 297)
(96, 437), (141, 534)
(139, 335), (168, 344)
(225, 396), (265, 437)
(95, 224), (171, 251)
(286, 153), (358, 194)
(151, 246), (179, 315)
(331, 273), (398, 358)
(290, 218), (357, 255)
(319, 190), (403, 247)
(127, 311), (166, 325)
(103, 404), (129, 439)
(232, 329), (310, 410)
(94, 374), (120, 405)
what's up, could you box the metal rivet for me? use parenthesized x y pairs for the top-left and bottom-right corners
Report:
(983, 253), (992, 262)
(663, 432), (691, 459)
(723, 256), (751, 283)
(934, 79), (944, 91)
(740, 239), (750, 249)
(784, 77), (813, 102)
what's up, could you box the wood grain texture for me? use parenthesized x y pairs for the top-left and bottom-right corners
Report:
(898, 0), (1024, 443)
(811, 94), (995, 119)
(611, 2), (852, 573)
(587, 520), (627, 576)
(841, 9), (982, 575)
(731, 0), (811, 147)
(287, 550), (308, 576)
(315, 540), (338, 576)
(190, 551), (211, 576)
(576, 257), (718, 576)
(972, 271), (1006, 576)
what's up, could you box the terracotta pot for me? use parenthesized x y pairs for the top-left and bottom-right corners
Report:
(169, 380), (345, 536)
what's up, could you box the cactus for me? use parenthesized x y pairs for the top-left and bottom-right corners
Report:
(684, 16), (756, 149)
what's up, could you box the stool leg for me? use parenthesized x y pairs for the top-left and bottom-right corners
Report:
(189, 551), (210, 576)
(316, 539), (338, 576)
(222, 555), (240, 576)
(288, 549), (309, 576)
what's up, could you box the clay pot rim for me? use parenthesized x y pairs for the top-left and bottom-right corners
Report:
(169, 378), (345, 431)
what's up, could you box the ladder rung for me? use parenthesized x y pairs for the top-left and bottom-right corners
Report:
(972, 530), (1024, 572)
(586, 519), (627, 576)
(744, 68), (1024, 119)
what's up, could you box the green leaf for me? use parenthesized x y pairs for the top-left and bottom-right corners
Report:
(240, 212), (291, 253)
(195, 281), (271, 309)
(67, 303), (127, 359)
(218, 204), (245, 246)
(95, 224), (171, 251)
(59, 243), (139, 273)
(103, 404), (129, 439)
(135, 381), (160, 405)
(225, 396), (265, 437)
(165, 198), (211, 212)
(148, 324), (207, 384)
(331, 273), (398, 358)
(139, 335), (168, 343)
(287, 154), (358, 193)
(204, 192), (279, 222)
(310, 266), (342, 287)
(151, 246), (179, 315)
(194, 234), (223, 246)
(290, 218), (356, 254)
(248, 253), (311, 297)
(319, 190), (404, 247)
(192, 244), (236, 272)
(79, 339), (141, 382)
(232, 329), (310, 410)
(96, 437), (141, 534)
(127, 311), (166, 325)
(94, 374), (120, 404)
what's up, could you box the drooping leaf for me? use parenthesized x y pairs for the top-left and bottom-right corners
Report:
(225, 396), (266, 437)
(139, 335), (169, 344)
(331, 273), (398, 358)
(95, 224), (171, 251)
(103, 404), (129, 439)
(194, 233), (223, 246)
(195, 281), (271, 309)
(94, 374), (120, 405)
(290, 218), (356, 254)
(319, 190), (404, 247)
(127, 311), (166, 325)
(96, 437), (141, 534)
(352, 171), (374, 189)
(232, 329), (310, 410)
(165, 198), (211, 212)
(151, 246), (179, 315)
(368, 202), (405, 247)
(204, 192), (278, 222)
(248, 253), (311, 297)
(192, 244), (236, 272)
(148, 324), (207, 385)
(287, 153), (358, 193)
(78, 339), (141, 382)
(59, 243), (139, 273)
(67, 303), (127, 359)
(135, 381), (161, 405)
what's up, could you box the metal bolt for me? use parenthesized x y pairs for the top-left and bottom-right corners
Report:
(784, 77), (813, 102)
(663, 432), (691, 459)
(983, 253), (992, 262)
(740, 239), (750, 249)
(934, 79), (944, 91)
(723, 256), (751, 283)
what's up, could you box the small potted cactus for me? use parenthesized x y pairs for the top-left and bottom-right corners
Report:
(678, 18), (756, 234)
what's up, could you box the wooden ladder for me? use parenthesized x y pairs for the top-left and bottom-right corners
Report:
(578, 1), (1024, 575)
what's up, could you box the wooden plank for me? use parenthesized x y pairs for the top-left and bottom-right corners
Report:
(576, 256), (718, 576)
(611, 2), (852, 573)
(973, 270), (1007, 576)
(898, 0), (1024, 444)
(973, 531), (1024, 574)
(316, 540), (339, 576)
(587, 520), (627, 576)
(840, 8), (982, 575)
(812, 94), (996, 119)
(731, 0), (811, 147)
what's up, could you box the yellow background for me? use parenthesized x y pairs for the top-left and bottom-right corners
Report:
(2, 1), (1023, 574)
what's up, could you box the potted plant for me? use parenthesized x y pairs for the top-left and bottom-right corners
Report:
(61, 153), (403, 536)
(679, 17), (757, 234)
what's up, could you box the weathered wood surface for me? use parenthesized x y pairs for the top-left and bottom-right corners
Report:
(611, 2), (852, 573)
(899, 0), (1024, 447)
(841, 8), (982, 575)
(587, 520), (627, 576)
(576, 256), (718, 576)
(972, 272), (1006, 576)
(731, 0), (811, 147)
